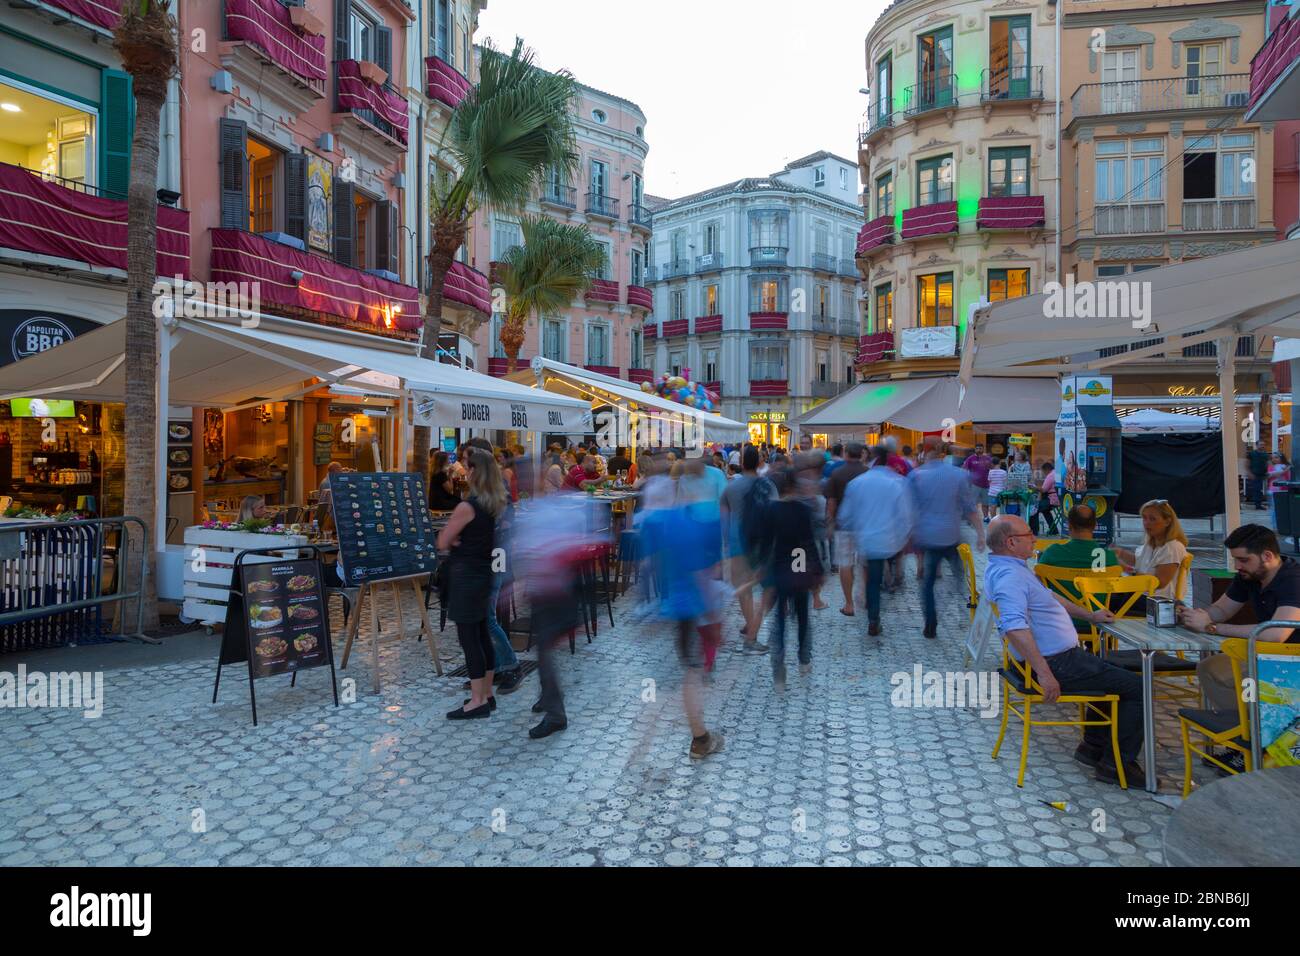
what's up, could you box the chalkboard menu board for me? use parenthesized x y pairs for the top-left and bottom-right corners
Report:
(329, 472), (435, 584)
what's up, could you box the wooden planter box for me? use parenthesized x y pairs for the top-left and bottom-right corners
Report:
(289, 6), (325, 36)
(181, 526), (309, 627)
(358, 60), (389, 87)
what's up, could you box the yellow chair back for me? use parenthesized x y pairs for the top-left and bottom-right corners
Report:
(1174, 552), (1193, 603)
(958, 542), (979, 620)
(1032, 538), (1067, 559)
(1076, 574), (1159, 620)
(1033, 563), (1123, 601)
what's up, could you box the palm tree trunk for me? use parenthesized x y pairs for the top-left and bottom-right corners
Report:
(123, 83), (166, 633)
(415, 239), (459, 479)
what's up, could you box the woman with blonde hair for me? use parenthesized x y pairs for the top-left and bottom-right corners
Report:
(437, 447), (509, 720)
(1115, 499), (1189, 600)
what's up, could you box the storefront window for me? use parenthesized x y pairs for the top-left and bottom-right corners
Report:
(0, 80), (97, 191)
(988, 268), (1030, 301)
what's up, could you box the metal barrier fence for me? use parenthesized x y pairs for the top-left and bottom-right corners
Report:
(0, 516), (146, 653)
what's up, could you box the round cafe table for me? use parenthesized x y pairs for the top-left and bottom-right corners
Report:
(1162, 766), (1300, 866)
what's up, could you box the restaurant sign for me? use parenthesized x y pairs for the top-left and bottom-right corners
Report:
(0, 310), (98, 367)
(411, 389), (591, 431)
(899, 326), (957, 358)
(749, 411), (787, 423)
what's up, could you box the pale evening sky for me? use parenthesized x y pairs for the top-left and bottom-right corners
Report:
(477, 0), (892, 200)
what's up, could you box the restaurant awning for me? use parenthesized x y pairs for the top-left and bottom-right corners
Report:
(794, 376), (1060, 434)
(515, 358), (749, 443)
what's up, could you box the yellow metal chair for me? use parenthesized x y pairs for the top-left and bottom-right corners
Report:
(1033, 563), (1124, 652)
(957, 542), (979, 622)
(989, 601), (1128, 789)
(1173, 552), (1193, 603)
(1032, 538), (1067, 560)
(1178, 639), (1300, 796)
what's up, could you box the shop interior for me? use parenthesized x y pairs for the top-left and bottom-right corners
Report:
(0, 399), (122, 518)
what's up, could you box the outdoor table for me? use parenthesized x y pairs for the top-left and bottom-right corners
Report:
(1096, 617), (1222, 793)
(1163, 766), (1300, 866)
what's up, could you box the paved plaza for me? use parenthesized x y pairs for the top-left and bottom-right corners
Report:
(1, 531), (1233, 868)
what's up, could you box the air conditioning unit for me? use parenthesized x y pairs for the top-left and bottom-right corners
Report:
(1225, 92), (1249, 107)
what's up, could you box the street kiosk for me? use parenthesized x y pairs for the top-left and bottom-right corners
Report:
(1055, 375), (1122, 543)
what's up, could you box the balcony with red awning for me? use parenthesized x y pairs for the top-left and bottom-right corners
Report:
(661, 319), (689, 338)
(1247, 11), (1300, 121)
(694, 315), (722, 334)
(976, 195), (1045, 230)
(0, 162), (190, 277)
(443, 261), (491, 315)
(224, 0), (328, 90)
(487, 357), (531, 377)
(627, 368), (654, 385)
(627, 284), (653, 310)
(426, 55), (471, 108)
(857, 331), (895, 365)
(856, 214), (895, 255)
(750, 312), (789, 331)
(587, 279), (620, 304)
(40, 0), (119, 31)
(901, 201), (958, 240)
(750, 380), (789, 397)
(643, 322), (658, 339)
(585, 364), (620, 377)
(210, 228), (419, 333)
(336, 60), (409, 147)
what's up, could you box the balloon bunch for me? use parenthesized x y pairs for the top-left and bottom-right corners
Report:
(640, 368), (719, 412)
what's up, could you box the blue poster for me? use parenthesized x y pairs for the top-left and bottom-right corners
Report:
(1258, 654), (1300, 766)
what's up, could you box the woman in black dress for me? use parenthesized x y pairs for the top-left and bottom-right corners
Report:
(436, 447), (507, 720)
(428, 451), (461, 511)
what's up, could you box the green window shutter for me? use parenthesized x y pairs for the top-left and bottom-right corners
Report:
(99, 69), (133, 201)
(284, 152), (307, 242)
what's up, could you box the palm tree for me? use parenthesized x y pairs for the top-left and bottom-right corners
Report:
(497, 217), (606, 372)
(113, 1), (178, 632)
(416, 38), (577, 478)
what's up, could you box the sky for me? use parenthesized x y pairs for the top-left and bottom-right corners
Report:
(477, 0), (891, 200)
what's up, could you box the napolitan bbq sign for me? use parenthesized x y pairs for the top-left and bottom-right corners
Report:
(0, 311), (98, 366)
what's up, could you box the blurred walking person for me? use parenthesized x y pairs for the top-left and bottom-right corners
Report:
(909, 441), (986, 639)
(824, 442), (868, 615)
(759, 468), (823, 691)
(838, 445), (914, 638)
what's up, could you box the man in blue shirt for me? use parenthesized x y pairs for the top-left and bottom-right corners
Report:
(908, 441), (986, 639)
(985, 514), (1146, 788)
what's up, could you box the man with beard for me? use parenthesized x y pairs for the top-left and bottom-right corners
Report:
(1179, 524), (1300, 722)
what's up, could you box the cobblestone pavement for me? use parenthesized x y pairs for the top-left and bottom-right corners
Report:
(2, 534), (1217, 867)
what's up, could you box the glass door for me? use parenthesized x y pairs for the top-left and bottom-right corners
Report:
(918, 28), (954, 109)
(1102, 50), (1138, 114)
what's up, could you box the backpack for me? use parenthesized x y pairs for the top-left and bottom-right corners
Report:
(739, 475), (777, 558)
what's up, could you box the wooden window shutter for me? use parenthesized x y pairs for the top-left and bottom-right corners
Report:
(333, 182), (356, 267)
(99, 69), (133, 201)
(334, 0), (351, 63)
(373, 200), (397, 274)
(284, 153), (307, 242)
(376, 25), (393, 76)
(219, 118), (248, 231)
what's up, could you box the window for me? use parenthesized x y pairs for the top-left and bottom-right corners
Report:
(670, 352), (684, 377)
(1183, 131), (1255, 201)
(917, 27), (954, 108)
(462, 19), (470, 73)
(873, 283), (893, 334)
(492, 216), (522, 260)
(704, 284), (719, 316)
(670, 289), (685, 321)
(592, 109), (607, 124)
(590, 158), (608, 197)
(875, 54), (893, 121)
(839, 167), (849, 190)
(2, 83), (100, 191)
(1186, 44), (1222, 98)
(988, 268), (1030, 301)
(814, 222), (830, 257)
(543, 318), (565, 362)
(842, 291), (854, 327)
(631, 248), (644, 286)
(749, 209), (789, 248)
(670, 229), (687, 265)
(917, 154), (953, 206)
(988, 147), (1030, 198)
(630, 329), (644, 368)
(814, 165), (826, 188)
(705, 350), (718, 382)
(916, 273), (954, 327)
(594, 238), (612, 279)
(1096, 265), (1128, 277)
(1101, 49), (1139, 113)
(750, 344), (786, 380)
(988, 16), (1031, 98)
(817, 350), (829, 383)
(247, 137), (280, 234)
(875, 172), (894, 217)
(350, 7), (378, 63)
(632, 172), (644, 211)
(703, 221), (718, 255)
(354, 190), (375, 270)
(1095, 138), (1165, 204)
(431, 0), (450, 60)
(817, 284), (829, 318)
(587, 323), (609, 366)
(490, 311), (506, 359)
(750, 277), (786, 313)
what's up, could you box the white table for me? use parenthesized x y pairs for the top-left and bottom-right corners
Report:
(1097, 617), (1223, 793)
(1164, 766), (1300, 865)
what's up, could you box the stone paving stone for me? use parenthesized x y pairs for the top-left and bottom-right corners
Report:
(0, 535), (1210, 866)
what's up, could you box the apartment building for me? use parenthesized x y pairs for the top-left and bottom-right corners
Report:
(648, 153), (864, 446)
(466, 82), (651, 380)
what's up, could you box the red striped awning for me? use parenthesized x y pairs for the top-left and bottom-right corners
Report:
(43, 0), (119, 30)
(901, 201), (958, 240)
(694, 314), (722, 334)
(336, 60), (409, 145)
(661, 318), (689, 337)
(588, 279), (619, 303)
(857, 331), (895, 365)
(0, 163), (189, 277)
(1250, 12), (1300, 109)
(426, 55), (471, 108)
(627, 284), (653, 310)
(210, 228), (418, 330)
(443, 260), (491, 314)
(224, 0), (327, 83)
(857, 214), (895, 254)
(750, 312), (789, 331)
(627, 368), (654, 385)
(643, 323), (658, 339)
(976, 195), (1045, 230)
(750, 380), (788, 397)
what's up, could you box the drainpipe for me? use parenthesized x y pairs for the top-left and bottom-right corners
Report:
(1051, 0), (1062, 280)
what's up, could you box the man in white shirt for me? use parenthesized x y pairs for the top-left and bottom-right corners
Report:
(837, 446), (912, 636)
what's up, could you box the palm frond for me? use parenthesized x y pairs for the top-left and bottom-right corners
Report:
(498, 217), (606, 327)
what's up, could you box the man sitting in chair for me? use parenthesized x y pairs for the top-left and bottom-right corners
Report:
(985, 515), (1147, 788)
(1178, 524), (1300, 727)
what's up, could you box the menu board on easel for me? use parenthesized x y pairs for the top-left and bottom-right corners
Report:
(329, 472), (435, 585)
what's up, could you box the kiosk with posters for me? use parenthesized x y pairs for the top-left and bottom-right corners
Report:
(1055, 375), (1122, 543)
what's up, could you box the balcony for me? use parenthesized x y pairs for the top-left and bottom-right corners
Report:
(627, 284), (653, 311)
(661, 318), (689, 338)
(811, 314), (838, 334)
(1181, 336), (1256, 358)
(38, 0), (120, 31)
(838, 258), (859, 277)
(586, 278), (619, 304)
(627, 368), (654, 385)
(750, 245), (789, 266)
(586, 192), (620, 220)
(901, 201), (958, 240)
(695, 252), (725, 273)
(487, 356), (530, 377)
(812, 380), (851, 399)
(210, 228), (420, 333)
(585, 364), (619, 377)
(1182, 198), (1256, 232)
(838, 318), (861, 338)
(661, 259), (692, 279)
(858, 100), (895, 146)
(750, 380), (789, 398)
(0, 163), (190, 277)
(703, 381), (722, 398)
(643, 322), (658, 340)
(750, 312), (789, 331)
(1071, 74), (1251, 119)
(811, 252), (838, 274)
(1094, 202), (1165, 235)
(223, 0), (328, 101)
(541, 183), (577, 210)
(694, 314), (723, 334)
(426, 55), (471, 109)
(980, 66), (1044, 104)
(1248, 11), (1300, 121)
(442, 260), (492, 315)
(858, 331), (895, 365)
(336, 61), (409, 148)
(629, 202), (653, 230)
(902, 75), (958, 118)
(857, 214), (896, 256)
(977, 195), (1046, 231)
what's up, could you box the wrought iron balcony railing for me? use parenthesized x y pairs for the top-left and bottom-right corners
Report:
(1071, 73), (1251, 118)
